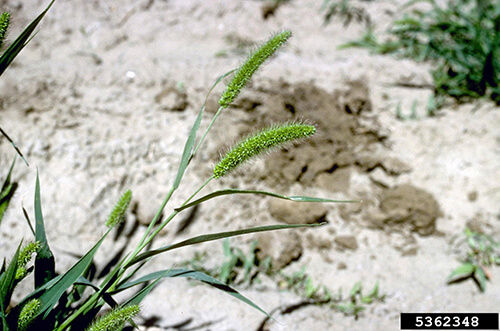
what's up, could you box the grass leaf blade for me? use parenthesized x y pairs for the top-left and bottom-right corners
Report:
(0, 0), (55, 76)
(127, 223), (326, 267)
(172, 107), (203, 190)
(175, 189), (359, 212)
(37, 228), (111, 318)
(0, 128), (28, 166)
(119, 268), (271, 317)
(33, 171), (55, 288)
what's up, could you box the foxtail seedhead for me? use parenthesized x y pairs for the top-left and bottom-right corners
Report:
(0, 12), (10, 49)
(219, 30), (292, 108)
(86, 305), (140, 331)
(105, 190), (132, 228)
(214, 122), (316, 178)
(18, 299), (41, 331)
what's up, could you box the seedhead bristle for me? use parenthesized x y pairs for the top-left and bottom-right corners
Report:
(86, 305), (140, 331)
(15, 241), (41, 280)
(18, 299), (41, 331)
(214, 122), (316, 178)
(105, 190), (132, 228)
(0, 12), (10, 49)
(219, 30), (292, 108)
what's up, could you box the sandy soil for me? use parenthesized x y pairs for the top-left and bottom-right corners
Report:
(0, 0), (499, 330)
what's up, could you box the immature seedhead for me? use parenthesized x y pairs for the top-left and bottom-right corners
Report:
(105, 190), (132, 228)
(214, 122), (316, 178)
(0, 12), (10, 49)
(15, 241), (41, 280)
(219, 30), (292, 108)
(86, 305), (140, 331)
(18, 299), (41, 331)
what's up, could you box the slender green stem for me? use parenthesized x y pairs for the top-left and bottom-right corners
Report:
(191, 106), (223, 158)
(137, 187), (175, 248)
(106, 176), (214, 295)
(55, 294), (99, 331)
(139, 176), (214, 251)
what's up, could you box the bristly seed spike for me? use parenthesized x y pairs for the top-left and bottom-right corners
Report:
(219, 30), (292, 108)
(105, 190), (132, 228)
(214, 122), (316, 178)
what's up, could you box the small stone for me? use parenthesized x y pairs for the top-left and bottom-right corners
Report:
(369, 167), (394, 188)
(268, 199), (327, 224)
(382, 157), (412, 175)
(334, 235), (358, 250)
(337, 261), (347, 270)
(467, 191), (478, 202)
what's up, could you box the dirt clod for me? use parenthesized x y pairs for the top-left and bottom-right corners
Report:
(154, 82), (188, 111)
(334, 235), (359, 251)
(379, 184), (442, 236)
(268, 199), (327, 224)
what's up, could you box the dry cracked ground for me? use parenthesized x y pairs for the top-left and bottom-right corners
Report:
(0, 1), (499, 330)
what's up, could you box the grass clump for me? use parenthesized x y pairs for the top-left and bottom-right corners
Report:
(341, 0), (500, 108)
(0, 9), (354, 328)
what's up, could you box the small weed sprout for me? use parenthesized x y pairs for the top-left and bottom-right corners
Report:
(447, 228), (500, 292)
(181, 240), (384, 320)
(341, 0), (500, 108)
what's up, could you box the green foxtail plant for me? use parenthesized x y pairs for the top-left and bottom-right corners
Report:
(0, 23), (357, 330)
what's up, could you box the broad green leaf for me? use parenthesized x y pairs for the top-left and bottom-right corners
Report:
(34, 172), (55, 288)
(175, 189), (359, 212)
(0, 0), (55, 76)
(0, 128), (28, 166)
(127, 223), (326, 267)
(117, 268), (270, 317)
(37, 228), (111, 318)
(447, 262), (475, 282)
(0, 242), (21, 312)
